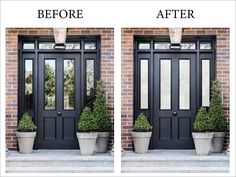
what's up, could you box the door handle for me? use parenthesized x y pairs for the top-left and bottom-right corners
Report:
(173, 112), (177, 116)
(57, 112), (62, 116)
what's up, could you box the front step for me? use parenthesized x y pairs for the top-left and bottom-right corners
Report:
(7, 167), (113, 173)
(6, 150), (114, 173)
(122, 166), (229, 173)
(122, 150), (229, 173)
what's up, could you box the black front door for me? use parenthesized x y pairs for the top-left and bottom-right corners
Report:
(19, 36), (100, 149)
(38, 53), (80, 149)
(134, 36), (216, 149)
(153, 53), (197, 149)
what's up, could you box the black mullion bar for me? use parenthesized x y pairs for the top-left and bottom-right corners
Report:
(81, 40), (85, 109)
(34, 39), (38, 149)
(149, 39), (154, 149)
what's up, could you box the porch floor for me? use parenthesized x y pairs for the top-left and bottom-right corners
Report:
(122, 150), (229, 173)
(6, 150), (114, 173)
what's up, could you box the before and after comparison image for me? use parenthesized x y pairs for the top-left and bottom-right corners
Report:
(0, 1), (235, 177)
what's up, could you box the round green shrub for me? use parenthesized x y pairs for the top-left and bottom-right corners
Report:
(93, 80), (112, 132)
(133, 113), (152, 132)
(193, 107), (214, 132)
(209, 80), (227, 132)
(17, 113), (37, 132)
(78, 106), (98, 132)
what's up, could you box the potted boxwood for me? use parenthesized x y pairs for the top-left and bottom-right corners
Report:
(132, 113), (152, 154)
(16, 113), (37, 154)
(94, 80), (112, 153)
(192, 107), (214, 156)
(77, 106), (98, 156)
(209, 80), (227, 153)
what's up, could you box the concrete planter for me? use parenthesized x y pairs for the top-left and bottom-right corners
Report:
(192, 132), (214, 156)
(132, 132), (152, 154)
(95, 132), (110, 153)
(77, 132), (98, 156)
(16, 131), (36, 154)
(211, 132), (225, 153)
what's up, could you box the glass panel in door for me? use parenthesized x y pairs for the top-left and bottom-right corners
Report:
(202, 59), (210, 106)
(44, 59), (56, 110)
(140, 60), (148, 109)
(160, 59), (171, 110)
(24, 59), (33, 109)
(86, 59), (95, 100)
(179, 60), (190, 109)
(64, 59), (75, 110)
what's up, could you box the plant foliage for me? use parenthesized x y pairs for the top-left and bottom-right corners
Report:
(78, 106), (98, 132)
(93, 80), (112, 132)
(64, 60), (75, 109)
(44, 63), (56, 108)
(17, 113), (37, 132)
(209, 80), (227, 132)
(193, 107), (214, 132)
(133, 113), (152, 132)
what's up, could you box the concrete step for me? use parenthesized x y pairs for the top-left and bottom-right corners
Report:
(7, 160), (113, 167)
(122, 160), (229, 167)
(6, 150), (114, 173)
(7, 166), (113, 173)
(122, 166), (229, 173)
(122, 150), (229, 173)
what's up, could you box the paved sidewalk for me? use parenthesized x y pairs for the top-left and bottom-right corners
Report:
(6, 150), (114, 173)
(122, 150), (229, 173)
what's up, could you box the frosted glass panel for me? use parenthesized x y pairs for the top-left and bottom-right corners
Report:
(84, 42), (96, 49)
(200, 42), (212, 50)
(139, 43), (150, 50)
(39, 42), (55, 49)
(154, 42), (170, 49)
(140, 60), (148, 109)
(23, 43), (35, 50)
(65, 43), (80, 49)
(202, 60), (210, 106)
(160, 60), (171, 109)
(181, 43), (196, 50)
(179, 60), (190, 109)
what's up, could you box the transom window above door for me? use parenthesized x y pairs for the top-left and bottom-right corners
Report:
(22, 41), (97, 50)
(137, 41), (213, 50)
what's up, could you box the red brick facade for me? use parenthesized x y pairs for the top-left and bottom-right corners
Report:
(121, 28), (230, 150)
(6, 28), (114, 150)
(5, 28), (230, 150)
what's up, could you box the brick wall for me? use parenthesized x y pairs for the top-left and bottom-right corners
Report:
(6, 28), (230, 150)
(121, 28), (230, 150)
(6, 28), (114, 150)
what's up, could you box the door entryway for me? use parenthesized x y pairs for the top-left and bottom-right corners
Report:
(153, 53), (196, 148)
(134, 36), (215, 149)
(19, 36), (100, 149)
(38, 53), (80, 149)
